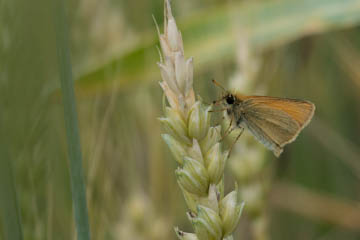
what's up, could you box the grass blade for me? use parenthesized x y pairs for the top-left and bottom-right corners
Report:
(52, 0), (91, 239)
(0, 142), (23, 240)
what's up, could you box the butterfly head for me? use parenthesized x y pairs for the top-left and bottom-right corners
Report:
(211, 79), (240, 108)
(225, 93), (236, 105)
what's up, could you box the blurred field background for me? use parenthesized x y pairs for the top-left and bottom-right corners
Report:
(1, 0), (360, 239)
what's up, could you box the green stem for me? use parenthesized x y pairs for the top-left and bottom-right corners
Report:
(52, 0), (91, 239)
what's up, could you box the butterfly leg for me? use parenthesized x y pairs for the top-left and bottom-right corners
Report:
(209, 109), (227, 132)
(209, 108), (227, 113)
(220, 117), (234, 141)
(212, 115), (225, 136)
(228, 127), (244, 157)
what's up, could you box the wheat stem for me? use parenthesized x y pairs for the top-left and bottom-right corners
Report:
(157, 1), (244, 239)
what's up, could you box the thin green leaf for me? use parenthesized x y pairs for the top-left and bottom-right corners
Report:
(53, 0), (91, 239)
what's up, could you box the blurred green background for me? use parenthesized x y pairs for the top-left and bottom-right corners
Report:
(1, 0), (360, 239)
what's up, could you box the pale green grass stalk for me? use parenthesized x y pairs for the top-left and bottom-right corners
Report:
(53, 0), (91, 239)
(228, 36), (269, 240)
(157, 1), (244, 239)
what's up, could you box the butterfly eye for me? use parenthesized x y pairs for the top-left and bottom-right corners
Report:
(226, 95), (235, 104)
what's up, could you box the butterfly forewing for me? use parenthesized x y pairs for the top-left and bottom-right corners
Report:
(240, 96), (315, 156)
(241, 96), (315, 128)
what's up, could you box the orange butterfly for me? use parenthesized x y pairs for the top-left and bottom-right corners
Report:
(212, 80), (315, 157)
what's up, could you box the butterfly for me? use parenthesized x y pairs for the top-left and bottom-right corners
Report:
(212, 80), (315, 157)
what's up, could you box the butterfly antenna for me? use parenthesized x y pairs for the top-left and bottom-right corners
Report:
(212, 79), (227, 92)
